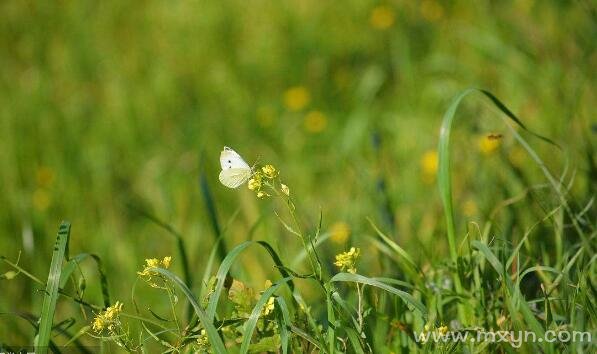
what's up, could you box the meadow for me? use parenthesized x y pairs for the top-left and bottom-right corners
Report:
(0, 1), (595, 353)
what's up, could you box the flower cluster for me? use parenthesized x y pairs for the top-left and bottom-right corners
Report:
(261, 296), (276, 317)
(92, 301), (124, 333)
(247, 164), (289, 199)
(334, 247), (361, 274)
(419, 323), (450, 343)
(196, 329), (209, 351)
(137, 256), (172, 287)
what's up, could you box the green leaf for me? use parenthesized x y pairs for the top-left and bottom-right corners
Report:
(274, 297), (291, 354)
(329, 273), (426, 317)
(59, 253), (110, 308)
(207, 241), (295, 321)
(240, 277), (293, 354)
(35, 221), (71, 354)
(151, 267), (227, 354)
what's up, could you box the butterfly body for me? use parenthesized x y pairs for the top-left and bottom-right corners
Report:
(219, 146), (252, 188)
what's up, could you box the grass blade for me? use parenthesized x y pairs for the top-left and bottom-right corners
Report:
(274, 297), (291, 354)
(239, 277), (293, 354)
(199, 158), (228, 261)
(151, 267), (227, 353)
(59, 253), (110, 308)
(35, 221), (70, 354)
(207, 241), (295, 321)
(329, 273), (426, 317)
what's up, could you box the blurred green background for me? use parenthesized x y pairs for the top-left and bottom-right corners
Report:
(1, 0), (594, 343)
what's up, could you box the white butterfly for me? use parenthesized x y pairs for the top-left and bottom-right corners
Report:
(219, 146), (252, 188)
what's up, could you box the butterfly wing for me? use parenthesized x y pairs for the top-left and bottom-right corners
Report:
(219, 147), (252, 188)
(219, 168), (252, 188)
(220, 146), (250, 170)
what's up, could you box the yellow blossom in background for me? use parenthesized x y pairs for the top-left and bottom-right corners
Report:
(32, 189), (51, 211)
(420, 0), (444, 22)
(334, 247), (360, 273)
(281, 183), (290, 196)
(162, 256), (171, 268)
(478, 135), (501, 155)
(370, 5), (395, 30)
(438, 325), (449, 336)
(146, 258), (160, 268)
(463, 199), (478, 217)
(330, 221), (350, 244)
(304, 110), (328, 133)
(284, 86), (310, 111)
(36, 166), (55, 187)
(420, 150), (438, 184)
(262, 165), (278, 179)
(257, 191), (270, 199)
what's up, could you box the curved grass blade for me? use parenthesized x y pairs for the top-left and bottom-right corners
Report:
(329, 273), (426, 317)
(151, 267), (227, 353)
(207, 241), (295, 321)
(471, 240), (545, 340)
(345, 327), (366, 354)
(239, 277), (293, 354)
(367, 218), (421, 283)
(59, 253), (110, 308)
(35, 221), (70, 354)
(199, 157), (228, 261)
(290, 324), (323, 352)
(438, 88), (562, 258)
(438, 88), (565, 323)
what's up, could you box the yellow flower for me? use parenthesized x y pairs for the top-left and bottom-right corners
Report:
(261, 296), (276, 316)
(262, 165), (278, 179)
(32, 189), (51, 211)
(138, 257), (172, 277)
(420, 150), (438, 184)
(334, 247), (360, 273)
(370, 6), (395, 30)
(478, 135), (501, 155)
(438, 325), (449, 336)
(304, 110), (328, 133)
(92, 301), (124, 333)
(248, 176), (262, 191)
(463, 199), (478, 217)
(92, 314), (108, 332)
(257, 191), (270, 199)
(420, 0), (443, 22)
(197, 329), (209, 348)
(36, 166), (55, 187)
(330, 222), (350, 244)
(281, 183), (290, 196)
(284, 86), (310, 111)
(104, 301), (123, 320)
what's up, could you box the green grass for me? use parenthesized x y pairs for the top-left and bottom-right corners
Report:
(0, 1), (595, 352)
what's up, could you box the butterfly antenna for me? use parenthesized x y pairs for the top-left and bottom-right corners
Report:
(252, 155), (262, 171)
